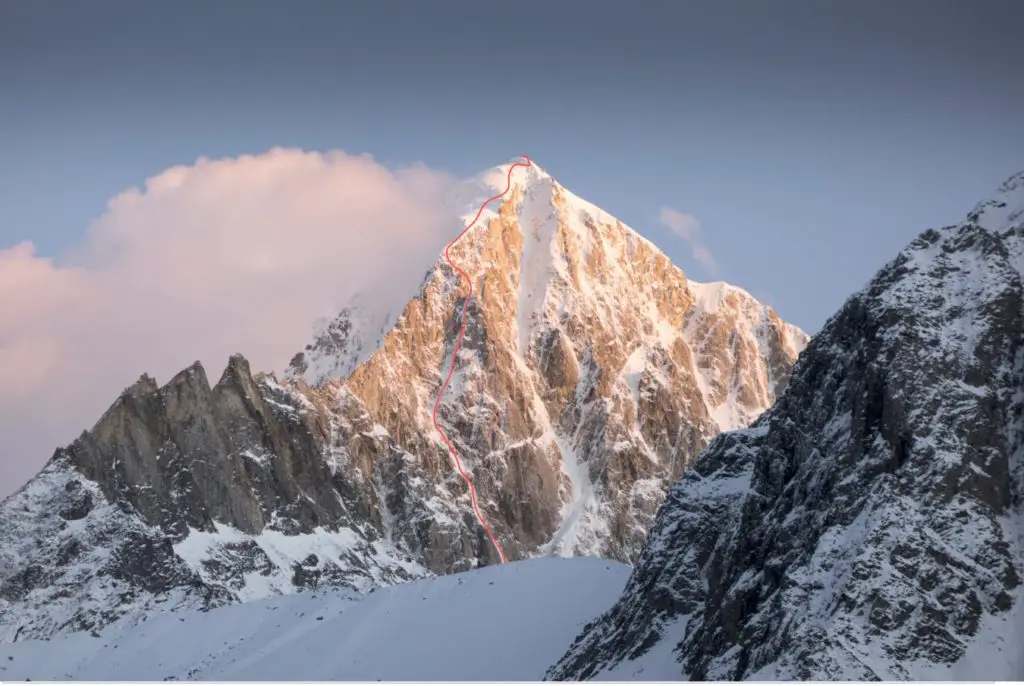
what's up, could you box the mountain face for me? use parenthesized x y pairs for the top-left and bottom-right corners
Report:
(0, 356), (425, 642)
(0, 159), (806, 642)
(548, 171), (1024, 681)
(286, 161), (806, 568)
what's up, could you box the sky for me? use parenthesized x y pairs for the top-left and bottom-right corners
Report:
(1, 0), (1022, 496)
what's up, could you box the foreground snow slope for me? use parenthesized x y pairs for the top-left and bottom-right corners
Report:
(0, 557), (629, 682)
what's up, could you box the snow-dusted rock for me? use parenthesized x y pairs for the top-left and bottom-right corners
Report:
(288, 159), (806, 567)
(547, 171), (1024, 681)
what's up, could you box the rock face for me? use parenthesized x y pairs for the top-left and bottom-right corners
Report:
(0, 159), (806, 642)
(287, 161), (807, 569)
(547, 171), (1024, 681)
(0, 357), (424, 642)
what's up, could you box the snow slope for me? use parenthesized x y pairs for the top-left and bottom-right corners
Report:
(0, 557), (629, 682)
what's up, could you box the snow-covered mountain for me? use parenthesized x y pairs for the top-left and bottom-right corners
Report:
(548, 171), (1024, 681)
(286, 159), (807, 565)
(0, 358), (427, 642)
(0, 158), (806, 643)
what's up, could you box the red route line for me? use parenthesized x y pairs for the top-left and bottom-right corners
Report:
(431, 154), (533, 565)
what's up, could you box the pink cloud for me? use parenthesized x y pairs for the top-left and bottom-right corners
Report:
(0, 148), (459, 497)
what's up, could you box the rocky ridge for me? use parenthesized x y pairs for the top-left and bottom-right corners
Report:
(547, 170), (1024, 681)
(0, 356), (424, 642)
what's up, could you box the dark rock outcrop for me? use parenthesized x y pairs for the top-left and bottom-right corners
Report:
(0, 358), (423, 642)
(548, 173), (1024, 681)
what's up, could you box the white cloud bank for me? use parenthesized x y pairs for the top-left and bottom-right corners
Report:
(658, 206), (719, 275)
(0, 148), (460, 497)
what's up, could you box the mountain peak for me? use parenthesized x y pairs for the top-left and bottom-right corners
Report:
(481, 156), (551, 187)
(967, 169), (1024, 232)
(289, 158), (804, 387)
(449, 157), (551, 225)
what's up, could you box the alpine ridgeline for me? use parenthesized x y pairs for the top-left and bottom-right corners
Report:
(0, 159), (807, 642)
(548, 171), (1024, 681)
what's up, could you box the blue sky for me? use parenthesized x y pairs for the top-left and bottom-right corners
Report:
(2, 0), (1021, 334)
(1, 0), (1023, 494)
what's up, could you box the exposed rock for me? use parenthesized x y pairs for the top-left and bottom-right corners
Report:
(0, 361), (424, 642)
(291, 162), (807, 567)
(547, 171), (1024, 681)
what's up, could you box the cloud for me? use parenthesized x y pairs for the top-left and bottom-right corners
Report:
(0, 148), (461, 497)
(658, 207), (719, 275)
